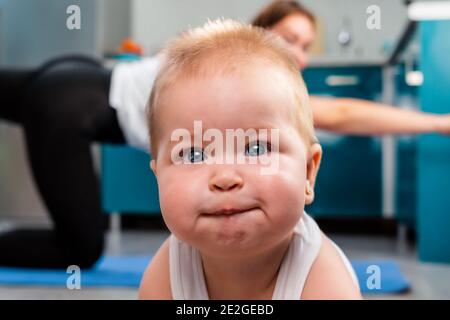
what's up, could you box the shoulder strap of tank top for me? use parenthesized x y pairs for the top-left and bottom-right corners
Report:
(272, 212), (323, 300)
(169, 235), (209, 300)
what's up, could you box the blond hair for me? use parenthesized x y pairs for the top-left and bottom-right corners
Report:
(147, 19), (317, 156)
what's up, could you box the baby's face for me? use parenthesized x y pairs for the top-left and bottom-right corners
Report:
(152, 66), (320, 257)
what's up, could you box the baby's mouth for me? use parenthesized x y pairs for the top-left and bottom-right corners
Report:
(202, 207), (259, 217)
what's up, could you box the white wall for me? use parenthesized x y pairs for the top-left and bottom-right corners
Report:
(0, 0), (420, 66)
(100, 0), (131, 54)
(131, 0), (409, 64)
(132, 0), (271, 54)
(0, 5), (3, 64)
(0, 0), (101, 67)
(306, 0), (408, 64)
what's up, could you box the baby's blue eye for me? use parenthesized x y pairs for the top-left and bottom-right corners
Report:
(180, 147), (206, 163)
(245, 141), (270, 157)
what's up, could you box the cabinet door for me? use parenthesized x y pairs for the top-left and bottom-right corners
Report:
(302, 66), (383, 217)
(101, 145), (160, 215)
(417, 20), (450, 263)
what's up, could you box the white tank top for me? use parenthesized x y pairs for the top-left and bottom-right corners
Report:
(169, 212), (359, 300)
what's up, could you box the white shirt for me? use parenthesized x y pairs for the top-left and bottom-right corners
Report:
(169, 212), (359, 300)
(109, 56), (162, 152)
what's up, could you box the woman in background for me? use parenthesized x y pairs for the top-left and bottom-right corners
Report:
(254, 1), (450, 135)
(1, 0), (449, 269)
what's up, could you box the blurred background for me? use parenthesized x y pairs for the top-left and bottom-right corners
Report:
(1, 0), (450, 300)
(0, 0), (413, 67)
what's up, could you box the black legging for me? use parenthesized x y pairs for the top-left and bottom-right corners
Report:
(0, 56), (126, 269)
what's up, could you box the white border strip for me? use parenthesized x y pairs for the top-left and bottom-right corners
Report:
(408, 1), (450, 21)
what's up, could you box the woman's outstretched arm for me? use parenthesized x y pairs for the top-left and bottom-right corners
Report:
(311, 96), (450, 135)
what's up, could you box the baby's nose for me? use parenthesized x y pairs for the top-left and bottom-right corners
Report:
(209, 170), (244, 192)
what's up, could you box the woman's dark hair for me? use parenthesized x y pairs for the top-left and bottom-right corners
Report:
(251, 1), (316, 29)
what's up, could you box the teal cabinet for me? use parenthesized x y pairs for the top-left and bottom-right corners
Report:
(101, 145), (160, 215)
(417, 20), (450, 263)
(302, 66), (383, 217)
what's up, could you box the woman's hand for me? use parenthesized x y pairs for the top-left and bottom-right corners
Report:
(311, 96), (450, 136)
(435, 114), (450, 135)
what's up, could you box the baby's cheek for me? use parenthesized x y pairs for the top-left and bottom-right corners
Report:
(157, 175), (198, 235)
(275, 178), (304, 205)
(158, 170), (203, 239)
(259, 166), (307, 214)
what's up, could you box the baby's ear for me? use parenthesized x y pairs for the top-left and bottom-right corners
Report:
(150, 159), (157, 176)
(305, 143), (322, 205)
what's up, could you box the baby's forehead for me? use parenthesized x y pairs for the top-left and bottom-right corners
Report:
(159, 67), (297, 127)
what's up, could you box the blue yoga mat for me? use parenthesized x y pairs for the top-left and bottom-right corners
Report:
(351, 260), (410, 294)
(0, 256), (409, 294)
(0, 255), (151, 288)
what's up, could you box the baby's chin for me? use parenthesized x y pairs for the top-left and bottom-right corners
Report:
(189, 221), (286, 256)
(194, 232), (271, 257)
(193, 228), (296, 260)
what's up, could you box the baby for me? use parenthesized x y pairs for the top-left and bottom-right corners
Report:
(139, 20), (361, 300)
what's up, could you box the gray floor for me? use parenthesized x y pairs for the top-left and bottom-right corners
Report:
(0, 224), (450, 300)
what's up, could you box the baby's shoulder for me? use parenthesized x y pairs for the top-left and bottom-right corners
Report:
(301, 234), (362, 300)
(138, 237), (172, 300)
